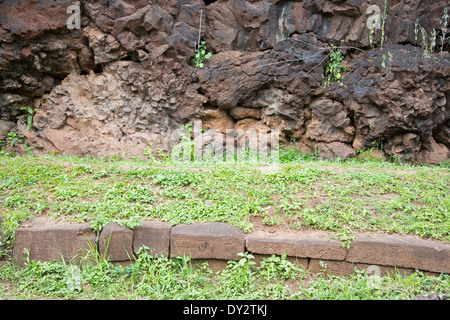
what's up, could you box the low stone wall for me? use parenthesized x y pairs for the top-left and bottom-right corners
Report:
(7, 216), (450, 276)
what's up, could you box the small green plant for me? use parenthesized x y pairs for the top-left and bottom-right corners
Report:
(258, 253), (305, 282)
(144, 142), (160, 164)
(368, 1), (388, 49)
(191, 40), (212, 69)
(418, 24), (437, 57)
(7, 132), (23, 147)
(170, 123), (196, 163)
(19, 107), (35, 131)
(380, 51), (393, 69)
(191, 9), (211, 75)
(322, 42), (346, 87)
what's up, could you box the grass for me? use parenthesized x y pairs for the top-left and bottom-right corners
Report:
(0, 147), (449, 300)
(0, 149), (448, 250)
(1, 249), (449, 300)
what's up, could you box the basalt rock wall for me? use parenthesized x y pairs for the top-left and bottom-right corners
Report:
(0, 0), (449, 163)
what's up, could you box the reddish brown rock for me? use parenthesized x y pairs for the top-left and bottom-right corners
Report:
(133, 221), (171, 257)
(200, 108), (235, 133)
(246, 230), (347, 261)
(306, 99), (355, 144)
(0, 0), (447, 165)
(416, 137), (450, 165)
(170, 222), (245, 261)
(12, 217), (96, 265)
(229, 107), (261, 120)
(347, 234), (450, 274)
(98, 222), (134, 262)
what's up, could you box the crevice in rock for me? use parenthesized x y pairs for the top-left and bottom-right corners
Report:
(197, 87), (206, 95)
(92, 63), (104, 74)
(204, 0), (218, 6)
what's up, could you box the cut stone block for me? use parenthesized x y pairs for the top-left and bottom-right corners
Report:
(246, 230), (347, 261)
(308, 259), (416, 277)
(12, 217), (96, 265)
(170, 222), (245, 261)
(99, 222), (134, 261)
(133, 221), (171, 257)
(346, 234), (450, 274)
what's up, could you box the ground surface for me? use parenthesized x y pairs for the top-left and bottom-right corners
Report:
(0, 153), (449, 300)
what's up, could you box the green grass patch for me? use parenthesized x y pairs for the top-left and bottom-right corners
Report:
(1, 251), (449, 300)
(0, 151), (449, 300)
(0, 152), (449, 252)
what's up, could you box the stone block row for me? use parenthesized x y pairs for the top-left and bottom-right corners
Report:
(248, 230), (450, 275)
(11, 218), (246, 265)
(9, 217), (450, 275)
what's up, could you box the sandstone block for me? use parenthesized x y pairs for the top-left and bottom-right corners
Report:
(308, 259), (416, 277)
(133, 221), (171, 257)
(246, 230), (347, 261)
(12, 217), (96, 265)
(347, 234), (450, 274)
(170, 222), (245, 260)
(99, 222), (134, 261)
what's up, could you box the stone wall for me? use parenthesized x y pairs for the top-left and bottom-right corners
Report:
(0, 0), (449, 163)
(10, 216), (450, 276)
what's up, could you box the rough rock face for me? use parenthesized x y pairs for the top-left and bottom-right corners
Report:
(0, 0), (449, 164)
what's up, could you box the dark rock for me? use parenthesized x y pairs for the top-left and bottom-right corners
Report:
(0, 0), (447, 164)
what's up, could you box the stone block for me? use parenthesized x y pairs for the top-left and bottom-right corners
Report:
(99, 222), (134, 261)
(246, 230), (347, 260)
(346, 234), (450, 274)
(133, 221), (171, 257)
(12, 217), (96, 265)
(170, 222), (245, 261)
(308, 259), (416, 277)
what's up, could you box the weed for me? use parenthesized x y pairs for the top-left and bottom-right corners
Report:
(259, 252), (306, 282)
(322, 42), (346, 87)
(191, 9), (212, 77)
(414, 8), (449, 57)
(7, 132), (23, 148)
(191, 40), (212, 69)
(18, 107), (35, 131)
